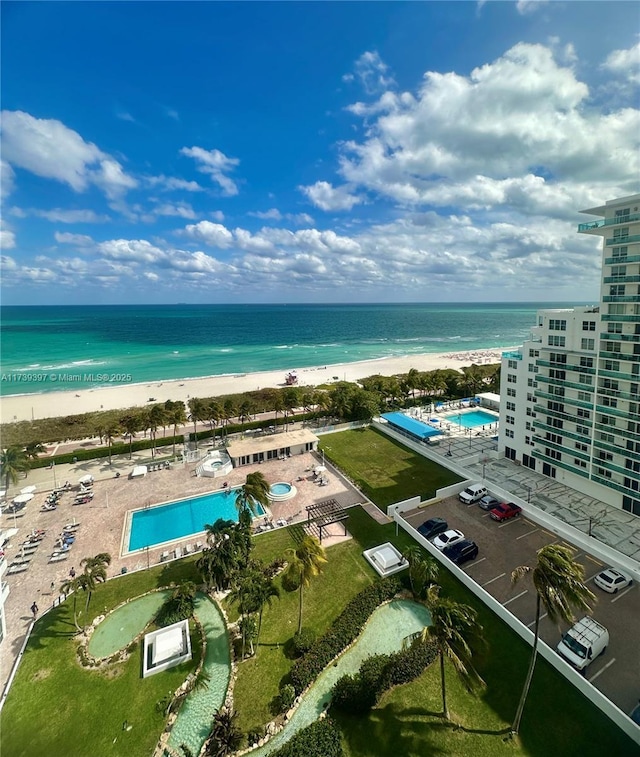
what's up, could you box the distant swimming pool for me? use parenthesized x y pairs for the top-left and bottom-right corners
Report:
(126, 489), (265, 553)
(444, 409), (498, 429)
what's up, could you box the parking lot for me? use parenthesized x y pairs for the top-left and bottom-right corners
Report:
(402, 496), (640, 717)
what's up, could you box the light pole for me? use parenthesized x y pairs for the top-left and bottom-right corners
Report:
(526, 486), (532, 505)
(482, 462), (486, 480)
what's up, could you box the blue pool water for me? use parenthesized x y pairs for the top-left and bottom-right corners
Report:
(381, 412), (442, 439)
(270, 483), (292, 496)
(444, 409), (498, 429)
(128, 489), (265, 552)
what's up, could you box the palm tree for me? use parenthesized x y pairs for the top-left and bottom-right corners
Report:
(422, 585), (485, 721)
(119, 414), (141, 459)
(237, 399), (255, 435)
(148, 404), (166, 458)
(235, 471), (270, 518)
(252, 572), (280, 645)
(24, 441), (46, 461)
(204, 707), (242, 757)
(283, 535), (327, 634)
(104, 423), (121, 465)
(80, 552), (111, 615)
(510, 544), (595, 736)
(59, 573), (87, 631)
(165, 400), (187, 455)
(172, 580), (197, 618)
(402, 546), (439, 599)
(207, 401), (222, 446)
(1, 445), (30, 492)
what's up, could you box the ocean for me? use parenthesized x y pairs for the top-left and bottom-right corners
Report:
(0, 302), (575, 396)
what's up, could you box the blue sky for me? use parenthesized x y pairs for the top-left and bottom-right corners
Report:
(1, 1), (639, 305)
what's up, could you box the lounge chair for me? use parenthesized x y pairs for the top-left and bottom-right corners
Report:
(49, 554), (68, 563)
(184, 544), (193, 555)
(195, 541), (204, 551)
(7, 564), (28, 574)
(174, 546), (183, 559)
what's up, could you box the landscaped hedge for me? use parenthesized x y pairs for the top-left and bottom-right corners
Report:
(29, 437), (181, 468)
(330, 639), (438, 715)
(288, 577), (401, 695)
(269, 717), (342, 757)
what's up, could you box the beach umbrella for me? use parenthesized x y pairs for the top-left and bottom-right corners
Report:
(79, 475), (94, 485)
(20, 485), (37, 494)
(314, 465), (326, 473)
(0, 490), (6, 498)
(13, 493), (34, 504)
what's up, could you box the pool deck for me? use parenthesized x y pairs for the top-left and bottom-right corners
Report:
(0, 445), (366, 699)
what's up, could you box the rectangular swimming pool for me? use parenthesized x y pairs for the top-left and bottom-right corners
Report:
(126, 489), (265, 553)
(444, 409), (499, 429)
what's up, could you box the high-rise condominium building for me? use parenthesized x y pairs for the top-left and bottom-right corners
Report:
(499, 193), (640, 516)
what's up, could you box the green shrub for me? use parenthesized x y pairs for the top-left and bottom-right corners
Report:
(278, 683), (296, 712)
(292, 628), (316, 657)
(289, 577), (401, 695)
(269, 717), (342, 757)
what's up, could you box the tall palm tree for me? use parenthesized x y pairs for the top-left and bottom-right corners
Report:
(119, 414), (141, 459)
(80, 552), (111, 615)
(187, 398), (206, 448)
(148, 404), (166, 458)
(283, 535), (327, 634)
(24, 441), (46, 461)
(222, 399), (236, 439)
(165, 400), (187, 455)
(172, 580), (197, 618)
(252, 572), (280, 645)
(207, 401), (222, 446)
(237, 399), (255, 435)
(510, 544), (595, 736)
(1, 445), (30, 492)
(235, 471), (270, 518)
(422, 584), (485, 721)
(271, 393), (285, 430)
(60, 573), (88, 631)
(402, 546), (439, 599)
(104, 423), (121, 465)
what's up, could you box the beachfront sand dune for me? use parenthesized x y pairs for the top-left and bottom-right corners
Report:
(1, 348), (510, 424)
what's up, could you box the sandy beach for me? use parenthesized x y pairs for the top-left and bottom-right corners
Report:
(1, 347), (512, 424)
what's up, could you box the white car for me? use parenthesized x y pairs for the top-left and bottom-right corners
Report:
(593, 567), (633, 594)
(432, 529), (465, 551)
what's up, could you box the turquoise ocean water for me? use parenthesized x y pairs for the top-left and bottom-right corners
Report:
(0, 303), (576, 396)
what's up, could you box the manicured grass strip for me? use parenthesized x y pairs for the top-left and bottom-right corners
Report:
(320, 427), (463, 506)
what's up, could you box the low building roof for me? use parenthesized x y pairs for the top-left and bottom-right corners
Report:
(226, 427), (319, 458)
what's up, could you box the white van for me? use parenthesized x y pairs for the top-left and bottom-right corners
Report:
(458, 483), (488, 505)
(556, 616), (609, 671)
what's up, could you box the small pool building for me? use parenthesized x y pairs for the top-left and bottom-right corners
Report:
(226, 428), (319, 467)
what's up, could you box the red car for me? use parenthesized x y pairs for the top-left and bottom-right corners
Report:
(489, 502), (522, 522)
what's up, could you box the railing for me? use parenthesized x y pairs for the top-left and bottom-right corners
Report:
(604, 254), (640, 265)
(606, 234), (640, 246)
(502, 351), (523, 360)
(578, 212), (640, 232)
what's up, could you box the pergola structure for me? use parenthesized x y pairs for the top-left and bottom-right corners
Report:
(305, 498), (349, 543)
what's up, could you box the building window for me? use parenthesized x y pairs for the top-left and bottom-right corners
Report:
(609, 285), (626, 296)
(507, 374), (517, 384)
(506, 401), (515, 411)
(604, 360), (620, 371)
(546, 448), (562, 461)
(549, 369), (566, 380)
(506, 415), (515, 425)
(607, 341), (622, 353)
(529, 349), (540, 358)
(611, 246), (628, 260)
(548, 335), (566, 347)
(508, 360), (518, 369)
(596, 467), (612, 479)
(607, 322), (623, 333)
(577, 408), (590, 419)
(577, 391), (591, 402)
(525, 421), (531, 430)
(575, 442), (588, 452)
(574, 458), (587, 468)
(528, 363), (538, 373)
(550, 352), (567, 364)
(549, 319), (567, 331)
(601, 379), (619, 391)
(581, 338), (595, 350)
(507, 387), (516, 397)
(505, 429), (514, 438)
(601, 396), (618, 408)
(599, 433), (615, 444)
(576, 424), (590, 435)
(547, 416), (563, 429)
(580, 356), (594, 368)
(582, 321), (596, 331)
(579, 374), (593, 385)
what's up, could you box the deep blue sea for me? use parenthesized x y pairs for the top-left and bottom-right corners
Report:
(0, 303), (576, 396)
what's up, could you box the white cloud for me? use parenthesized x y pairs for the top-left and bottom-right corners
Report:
(28, 208), (110, 223)
(299, 181), (363, 211)
(343, 51), (396, 95)
(335, 43), (639, 208)
(180, 146), (240, 196)
(210, 210), (225, 222)
(1, 110), (138, 197)
(1, 160), (15, 200)
(0, 228), (16, 250)
(249, 208), (314, 225)
(516, 1), (549, 15)
(182, 220), (234, 248)
(54, 231), (95, 246)
(146, 174), (205, 193)
(116, 110), (136, 123)
(602, 40), (640, 84)
(97, 238), (166, 263)
(250, 208), (283, 221)
(153, 202), (197, 219)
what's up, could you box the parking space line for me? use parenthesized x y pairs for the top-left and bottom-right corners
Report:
(498, 519), (521, 529)
(527, 612), (548, 628)
(482, 572), (506, 587)
(465, 557), (486, 568)
(516, 528), (539, 540)
(586, 570), (602, 583)
(541, 529), (556, 538)
(584, 554), (603, 567)
(504, 590), (528, 606)
(611, 586), (634, 603)
(588, 658), (616, 683)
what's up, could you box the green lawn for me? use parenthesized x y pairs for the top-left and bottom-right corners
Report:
(320, 427), (463, 506)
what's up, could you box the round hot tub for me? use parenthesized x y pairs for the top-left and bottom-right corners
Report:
(268, 482), (297, 502)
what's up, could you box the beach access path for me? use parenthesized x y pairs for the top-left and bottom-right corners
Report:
(1, 347), (510, 424)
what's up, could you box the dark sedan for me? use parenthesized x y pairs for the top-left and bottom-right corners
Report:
(442, 539), (479, 565)
(417, 517), (448, 540)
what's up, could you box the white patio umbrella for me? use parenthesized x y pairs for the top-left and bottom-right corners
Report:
(20, 485), (37, 494)
(13, 493), (34, 504)
(79, 475), (94, 485)
(314, 465), (326, 473)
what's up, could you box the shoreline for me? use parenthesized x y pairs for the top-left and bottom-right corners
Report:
(0, 347), (513, 424)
